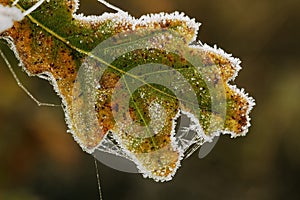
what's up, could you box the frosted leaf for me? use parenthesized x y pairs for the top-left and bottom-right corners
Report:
(0, 0), (255, 182)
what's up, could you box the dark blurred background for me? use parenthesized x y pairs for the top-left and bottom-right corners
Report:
(0, 0), (300, 199)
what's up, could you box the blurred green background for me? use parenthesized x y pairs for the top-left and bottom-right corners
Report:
(0, 0), (300, 199)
